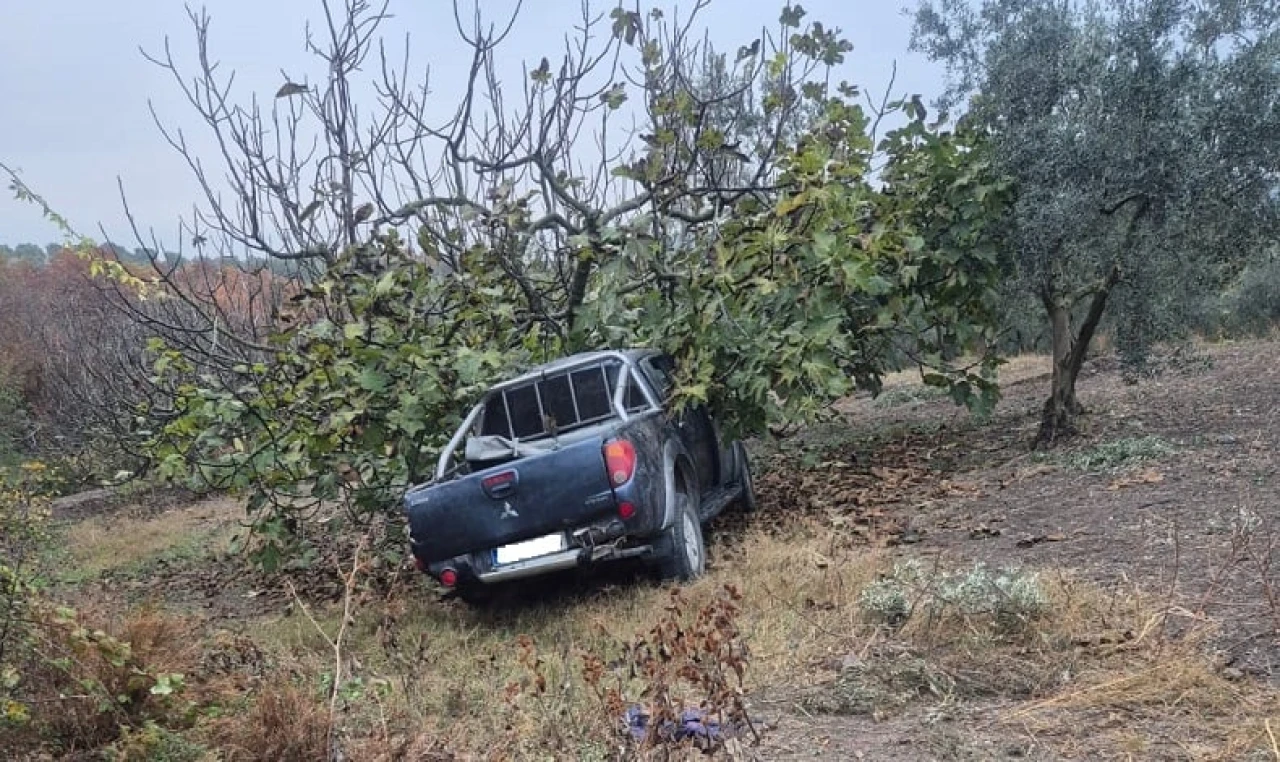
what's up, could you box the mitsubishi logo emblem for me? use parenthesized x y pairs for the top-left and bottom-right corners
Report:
(500, 501), (519, 519)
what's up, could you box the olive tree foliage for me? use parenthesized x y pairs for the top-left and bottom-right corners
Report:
(912, 0), (1280, 444)
(124, 0), (1011, 566)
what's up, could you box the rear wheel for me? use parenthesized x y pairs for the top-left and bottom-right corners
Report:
(654, 489), (706, 582)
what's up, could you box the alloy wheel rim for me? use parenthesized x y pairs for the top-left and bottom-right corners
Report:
(682, 511), (700, 568)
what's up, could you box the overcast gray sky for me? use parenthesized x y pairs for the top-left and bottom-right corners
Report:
(0, 0), (941, 248)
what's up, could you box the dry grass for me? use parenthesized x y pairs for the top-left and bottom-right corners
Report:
(998, 352), (1054, 386)
(231, 524), (887, 759)
(228, 524), (1279, 760)
(995, 600), (1279, 760)
(55, 496), (239, 581)
(1, 604), (208, 757)
(15, 506), (1280, 760)
(790, 561), (1280, 760)
(205, 681), (331, 762)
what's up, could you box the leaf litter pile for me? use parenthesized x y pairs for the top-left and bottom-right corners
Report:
(732, 426), (987, 547)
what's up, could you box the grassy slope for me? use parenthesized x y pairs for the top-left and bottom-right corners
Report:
(19, 339), (1280, 761)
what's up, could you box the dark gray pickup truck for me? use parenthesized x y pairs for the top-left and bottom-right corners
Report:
(404, 349), (756, 603)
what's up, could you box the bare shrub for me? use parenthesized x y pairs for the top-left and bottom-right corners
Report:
(860, 559), (1050, 633)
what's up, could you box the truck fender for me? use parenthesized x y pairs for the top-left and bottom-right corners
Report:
(660, 437), (693, 530)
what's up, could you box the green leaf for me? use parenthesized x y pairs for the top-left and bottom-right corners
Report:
(357, 367), (388, 393)
(530, 57), (552, 85)
(150, 673), (185, 696)
(601, 83), (628, 110)
(373, 271), (396, 296)
(780, 4), (807, 28)
(767, 52), (789, 79)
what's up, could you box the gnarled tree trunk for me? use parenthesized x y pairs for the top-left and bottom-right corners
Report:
(1036, 264), (1121, 446)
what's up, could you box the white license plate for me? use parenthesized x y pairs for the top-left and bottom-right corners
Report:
(493, 533), (566, 566)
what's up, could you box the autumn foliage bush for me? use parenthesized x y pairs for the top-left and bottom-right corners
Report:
(0, 252), (148, 482)
(0, 464), (199, 757)
(0, 244), (302, 490)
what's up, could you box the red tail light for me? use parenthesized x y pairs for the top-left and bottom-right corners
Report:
(604, 440), (636, 487)
(439, 568), (458, 588)
(618, 501), (636, 520)
(481, 470), (516, 491)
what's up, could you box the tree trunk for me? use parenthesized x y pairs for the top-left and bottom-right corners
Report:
(1038, 299), (1082, 445)
(1036, 265), (1121, 447)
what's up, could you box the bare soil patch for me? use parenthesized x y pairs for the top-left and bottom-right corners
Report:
(752, 339), (1280, 760)
(870, 342), (1279, 675)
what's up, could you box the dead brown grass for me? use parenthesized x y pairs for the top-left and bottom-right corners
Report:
(16, 507), (1280, 760)
(215, 532), (1280, 761)
(206, 681), (331, 762)
(995, 602), (1278, 761)
(57, 496), (239, 580)
(998, 352), (1054, 387)
(788, 561), (1280, 760)
(1, 603), (207, 757)
(231, 525), (887, 759)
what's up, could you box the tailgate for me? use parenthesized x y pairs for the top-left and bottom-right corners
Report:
(405, 435), (617, 562)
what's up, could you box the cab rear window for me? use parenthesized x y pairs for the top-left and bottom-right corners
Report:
(478, 361), (649, 440)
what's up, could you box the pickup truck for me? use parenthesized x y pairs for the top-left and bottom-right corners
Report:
(404, 349), (757, 603)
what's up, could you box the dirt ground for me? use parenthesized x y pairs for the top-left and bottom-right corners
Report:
(843, 341), (1279, 672)
(751, 339), (1280, 760)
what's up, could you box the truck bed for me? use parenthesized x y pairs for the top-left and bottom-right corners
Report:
(405, 430), (619, 563)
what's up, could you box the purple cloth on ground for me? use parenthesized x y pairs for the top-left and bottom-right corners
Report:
(624, 705), (724, 743)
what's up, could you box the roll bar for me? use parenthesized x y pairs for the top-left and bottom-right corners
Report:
(431, 356), (659, 482)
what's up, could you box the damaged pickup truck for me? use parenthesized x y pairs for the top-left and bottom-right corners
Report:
(404, 349), (756, 603)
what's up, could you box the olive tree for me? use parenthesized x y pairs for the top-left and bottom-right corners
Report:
(912, 0), (1280, 444)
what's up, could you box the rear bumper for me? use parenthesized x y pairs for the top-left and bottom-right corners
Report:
(417, 516), (653, 586)
(471, 543), (652, 584)
(475, 547), (586, 583)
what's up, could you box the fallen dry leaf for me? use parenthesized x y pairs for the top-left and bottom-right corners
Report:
(1016, 533), (1068, 548)
(934, 479), (983, 498)
(1107, 468), (1164, 490)
(999, 464), (1058, 489)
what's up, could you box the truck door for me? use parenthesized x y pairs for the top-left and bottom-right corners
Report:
(642, 354), (719, 493)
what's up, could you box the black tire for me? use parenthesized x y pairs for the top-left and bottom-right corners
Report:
(451, 582), (496, 607)
(733, 441), (758, 513)
(654, 489), (706, 582)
